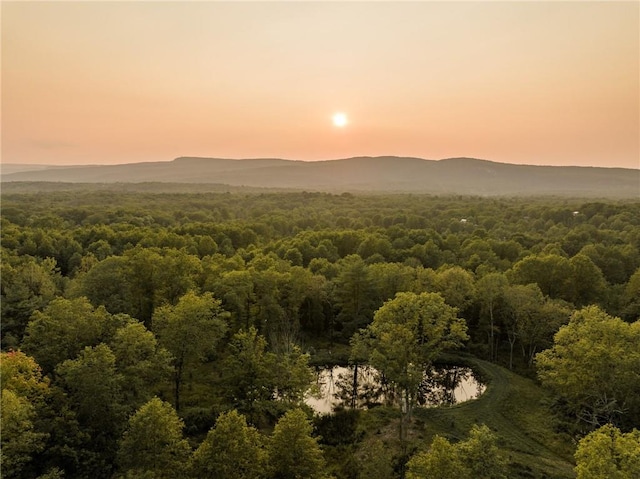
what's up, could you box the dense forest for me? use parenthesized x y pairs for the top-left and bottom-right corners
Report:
(2, 186), (639, 479)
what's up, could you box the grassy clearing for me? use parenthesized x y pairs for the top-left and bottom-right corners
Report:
(176, 351), (576, 478)
(363, 357), (576, 478)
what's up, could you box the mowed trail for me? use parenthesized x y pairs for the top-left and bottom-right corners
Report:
(414, 357), (576, 478)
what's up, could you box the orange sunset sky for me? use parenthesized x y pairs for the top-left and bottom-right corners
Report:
(2, 1), (639, 168)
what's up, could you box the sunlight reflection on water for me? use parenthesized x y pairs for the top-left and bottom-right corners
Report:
(305, 365), (486, 415)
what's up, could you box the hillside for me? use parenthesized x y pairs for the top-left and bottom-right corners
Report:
(2, 156), (639, 197)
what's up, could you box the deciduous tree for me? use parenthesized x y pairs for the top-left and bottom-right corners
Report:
(334, 254), (374, 336)
(536, 306), (640, 429)
(434, 265), (476, 312)
(22, 297), (133, 373)
(406, 425), (507, 479)
(356, 438), (394, 479)
(220, 327), (275, 421)
(1, 253), (58, 348)
(190, 410), (265, 479)
(475, 272), (508, 361)
(352, 292), (468, 442)
(55, 344), (126, 476)
(267, 408), (327, 479)
(117, 398), (190, 478)
(406, 435), (467, 479)
(153, 291), (228, 411)
(109, 322), (173, 411)
(510, 253), (575, 302)
(574, 424), (640, 479)
(0, 389), (46, 478)
(0, 351), (50, 479)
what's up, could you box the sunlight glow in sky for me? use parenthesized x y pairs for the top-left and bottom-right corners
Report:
(2, 1), (639, 168)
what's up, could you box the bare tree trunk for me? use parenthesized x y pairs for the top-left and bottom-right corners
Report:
(507, 332), (516, 370)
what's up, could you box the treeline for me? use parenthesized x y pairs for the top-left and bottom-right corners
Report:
(1, 190), (639, 478)
(3, 192), (638, 346)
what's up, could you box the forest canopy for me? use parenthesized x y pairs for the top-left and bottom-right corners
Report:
(1, 187), (639, 478)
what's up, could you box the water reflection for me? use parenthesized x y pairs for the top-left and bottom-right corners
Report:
(305, 364), (485, 415)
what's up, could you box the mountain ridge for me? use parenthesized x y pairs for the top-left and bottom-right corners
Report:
(2, 156), (638, 197)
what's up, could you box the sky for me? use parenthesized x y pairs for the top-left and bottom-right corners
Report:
(2, 1), (639, 168)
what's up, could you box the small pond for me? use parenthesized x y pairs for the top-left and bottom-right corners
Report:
(305, 364), (486, 415)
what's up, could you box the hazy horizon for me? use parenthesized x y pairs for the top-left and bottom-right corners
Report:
(3, 155), (640, 172)
(2, 1), (639, 169)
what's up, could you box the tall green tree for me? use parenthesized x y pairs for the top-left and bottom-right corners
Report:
(356, 438), (395, 479)
(275, 345), (315, 405)
(574, 424), (640, 479)
(352, 292), (468, 442)
(109, 322), (173, 411)
(267, 408), (327, 479)
(1, 350), (50, 403)
(75, 256), (131, 316)
(333, 254), (375, 336)
(503, 284), (544, 369)
(509, 253), (575, 302)
(434, 266), (476, 312)
(504, 284), (571, 368)
(190, 410), (265, 479)
(406, 435), (467, 479)
(117, 398), (190, 479)
(621, 267), (640, 321)
(153, 291), (228, 411)
(0, 389), (47, 478)
(221, 327), (313, 423)
(154, 248), (202, 306)
(209, 269), (255, 330)
(221, 327), (275, 421)
(121, 247), (161, 326)
(536, 306), (640, 429)
(1, 253), (58, 348)
(22, 297), (134, 373)
(406, 425), (507, 479)
(78, 248), (202, 327)
(457, 424), (508, 479)
(0, 351), (50, 479)
(55, 344), (126, 477)
(368, 262), (415, 308)
(269, 266), (315, 349)
(1, 350), (90, 478)
(475, 272), (508, 361)
(570, 253), (607, 307)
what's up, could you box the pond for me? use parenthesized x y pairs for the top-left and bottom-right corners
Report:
(305, 364), (486, 415)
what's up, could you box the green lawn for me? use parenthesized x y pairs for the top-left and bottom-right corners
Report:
(364, 357), (576, 478)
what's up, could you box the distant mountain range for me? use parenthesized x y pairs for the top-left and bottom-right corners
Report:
(2, 156), (639, 197)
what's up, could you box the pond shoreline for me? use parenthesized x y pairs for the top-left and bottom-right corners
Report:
(305, 356), (487, 415)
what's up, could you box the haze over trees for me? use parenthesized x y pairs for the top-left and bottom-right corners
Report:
(3, 156), (639, 197)
(1, 186), (639, 478)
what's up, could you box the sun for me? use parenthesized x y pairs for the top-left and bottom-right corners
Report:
(332, 112), (348, 128)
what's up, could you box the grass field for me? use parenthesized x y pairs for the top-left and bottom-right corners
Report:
(359, 356), (577, 478)
(179, 347), (577, 478)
